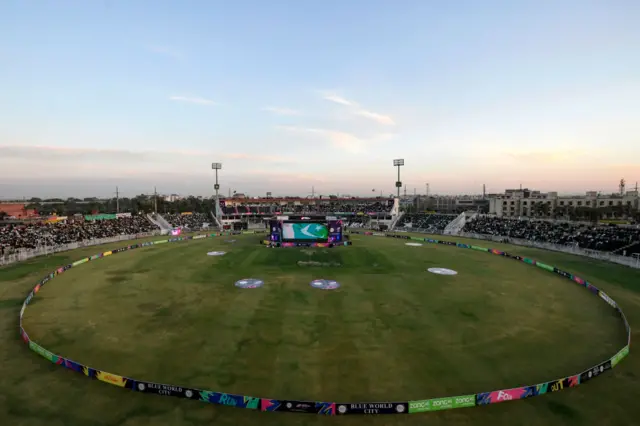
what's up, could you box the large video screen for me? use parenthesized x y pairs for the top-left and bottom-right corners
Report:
(282, 222), (329, 240)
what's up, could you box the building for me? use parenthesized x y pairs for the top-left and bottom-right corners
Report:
(489, 188), (640, 219)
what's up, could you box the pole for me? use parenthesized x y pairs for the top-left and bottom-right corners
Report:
(215, 169), (219, 200)
(154, 186), (157, 214)
(116, 186), (120, 213)
(397, 166), (400, 198)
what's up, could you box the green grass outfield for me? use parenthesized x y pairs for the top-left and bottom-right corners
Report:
(1, 232), (638, 426)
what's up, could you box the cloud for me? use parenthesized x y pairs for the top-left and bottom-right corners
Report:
(262, 106), (302, 116)
(169, 96), (217, 105)
(353, 110), (396, 126)
(146, 45), (183, 59)
(276, 126), (375, 153)
(320, 91), (395, 126)
(0, 145), (290, 165)
(322, 93), (355, 107)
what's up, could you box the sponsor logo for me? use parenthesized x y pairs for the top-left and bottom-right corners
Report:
(611, 346), (630, 367)
(235, 278), (264, 289)
(96, 371), (128, 387)
(310, 279), (340, 290)
(599, 291), (617, 309)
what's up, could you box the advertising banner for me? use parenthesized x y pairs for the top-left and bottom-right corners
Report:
(538, 375), (580, 394)
(476, 387), (530, 405)
(409, 395), (475, 413)
(261, 399), (335, 414)
(29, 341), (57, 363)
(181, 212), (193, 215)
(611, 346), (630, 367)
(553, 268), (573, 279)
(599, 291), (617, 309)
(535, 262), (554, 272)
(579, 359), (612, 384)
(335, 402), (408, 415)
(199, 391), (260, 409)
(116, 213), (131, 218)
(84, 214), (117, 221)
(135, 381), (200, 399)
(95, 370), (135, 389)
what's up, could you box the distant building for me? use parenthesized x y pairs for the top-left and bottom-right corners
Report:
(163, 194), (182, 202)
(488, 188), (640, 218)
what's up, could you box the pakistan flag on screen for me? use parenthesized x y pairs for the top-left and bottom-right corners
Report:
(285, 223), (329, 239)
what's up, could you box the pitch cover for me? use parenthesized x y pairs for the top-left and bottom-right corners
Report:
(135, 380), (200, 399)
(261, 399), (335, 414)
(580, 360), (612, 384)
(335, 402), (408, 415)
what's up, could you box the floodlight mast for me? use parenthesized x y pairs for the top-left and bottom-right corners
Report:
(393, 159), (404, 199)
(212, 162), (222, 200)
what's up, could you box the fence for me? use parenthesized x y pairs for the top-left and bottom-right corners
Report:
(395, 228), (640, 269)
(0, 231), (160, 266)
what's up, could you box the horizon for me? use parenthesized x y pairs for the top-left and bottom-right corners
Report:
(1, 1), (639, 198)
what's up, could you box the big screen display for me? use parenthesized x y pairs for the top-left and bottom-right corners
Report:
(282, 223), (329, 240)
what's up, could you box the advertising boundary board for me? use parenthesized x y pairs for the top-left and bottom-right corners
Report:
(19, 231), (631, 415)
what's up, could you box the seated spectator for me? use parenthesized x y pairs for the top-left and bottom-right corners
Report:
(0, 215), (158, 253)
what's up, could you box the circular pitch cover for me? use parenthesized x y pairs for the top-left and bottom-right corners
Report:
(207, 251), (226, 256)
(427, 267), (458, 275)
(235, 278), (264, 289)
(309, 279), (341, 290)
(405, 242), (423, 246)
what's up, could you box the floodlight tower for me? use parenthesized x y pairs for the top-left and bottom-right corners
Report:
(212, 163), (222, 199)
(393, 159), (404, 199)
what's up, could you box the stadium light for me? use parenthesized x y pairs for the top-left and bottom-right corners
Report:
(393, 159), (404, 199)
(211, 163), (222, 200)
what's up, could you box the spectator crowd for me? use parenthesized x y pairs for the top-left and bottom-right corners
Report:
(0, 215), (158, 255)
(396, 214), (456, 233)
(222, 201), (391, 216)
(463, 216), (640, 255)
(163, 213), (210, 229)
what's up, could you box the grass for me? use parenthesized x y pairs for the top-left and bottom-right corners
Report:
(0, 232), (638, 426)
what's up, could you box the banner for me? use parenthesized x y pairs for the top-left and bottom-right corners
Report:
(116, 213), (131, 218)
(18, 230), (631, 416)
(335, 402), (408, 414)
(261, 399), (335, 414)
(84, 214), (117, 221)
(409, 395), (475, 412)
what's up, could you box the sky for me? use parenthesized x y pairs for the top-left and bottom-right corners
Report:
(1, 0), (639, 199)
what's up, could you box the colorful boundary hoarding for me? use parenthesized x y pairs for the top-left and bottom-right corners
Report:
(19, 231), (630, 415)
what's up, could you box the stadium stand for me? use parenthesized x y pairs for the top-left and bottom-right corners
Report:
(0, 215), (158, 254)
(396, 214), (456, 233)
(162, 212), (210, 229)
(462, 216), (640, 256)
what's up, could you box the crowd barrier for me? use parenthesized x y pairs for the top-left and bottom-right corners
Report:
(395, 228), (640, 269)
(19, 230), (630, 415)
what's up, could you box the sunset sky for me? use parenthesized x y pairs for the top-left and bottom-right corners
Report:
(1, 0), (639, 198)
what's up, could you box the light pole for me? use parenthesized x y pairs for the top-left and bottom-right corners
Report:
(212, 163), (222, 199)
(393, 159), (404, 199)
